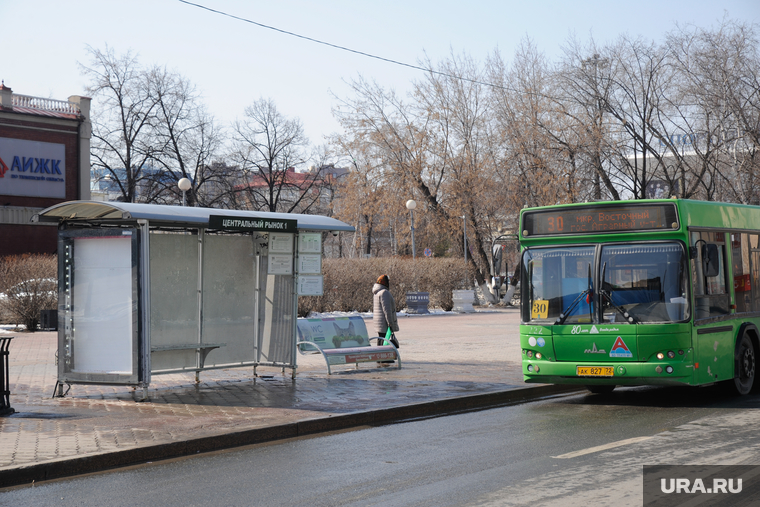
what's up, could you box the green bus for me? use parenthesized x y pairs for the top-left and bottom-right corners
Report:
(519, 198), (758, 395)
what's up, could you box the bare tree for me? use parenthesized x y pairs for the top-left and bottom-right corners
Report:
(334, 54), (513, 302)
(557, 36), (677, 200)
(667, 19), (760, 203)
(415, 52), (506, 301)
(82, 47), (231, 206)
(141, 66), (227, 207)
(555, 39), (621, 201)
(230, 98), (323, 213)
(332, 77), (427, 258)
(489, 40), (588, 206)
(82, 46), (158, 202)
(603, 36), (677, 199)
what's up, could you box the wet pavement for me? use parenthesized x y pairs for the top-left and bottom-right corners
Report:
(0, 307), (578, 487)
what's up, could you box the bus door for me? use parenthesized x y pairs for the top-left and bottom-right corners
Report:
(750, 234), (760, 313)
(691, 231), (733, 385)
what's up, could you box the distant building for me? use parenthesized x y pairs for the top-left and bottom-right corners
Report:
(627, 135), (757, 203)
(0, 84), (91, 255)
(235, 165), (347, 214)
(90, 166), (173, 202)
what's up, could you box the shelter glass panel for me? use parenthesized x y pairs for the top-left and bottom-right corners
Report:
(149, 232), (199, 371)
(201, 234), (257, 366)
(258, 255), (295, 365)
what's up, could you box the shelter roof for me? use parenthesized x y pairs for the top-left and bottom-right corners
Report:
(33, 200), (354, 232)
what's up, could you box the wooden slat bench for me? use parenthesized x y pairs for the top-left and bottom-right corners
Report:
(296, 316), (400, 375)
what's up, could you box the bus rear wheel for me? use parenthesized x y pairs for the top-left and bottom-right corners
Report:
(586, 385), (615, 395)
(734, 334), (756, 396)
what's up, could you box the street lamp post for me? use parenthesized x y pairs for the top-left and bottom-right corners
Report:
(406, 199), (417, 260)
(582, 53), (608, 201)
(178, 177), (191, 206)
(462, 215), (467, 264)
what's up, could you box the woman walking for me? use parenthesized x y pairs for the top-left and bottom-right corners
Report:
(373, 274), (399, 363)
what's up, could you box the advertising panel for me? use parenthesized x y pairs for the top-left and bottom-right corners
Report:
(0, 137), (66, 198)
(296, 316), (369, 349)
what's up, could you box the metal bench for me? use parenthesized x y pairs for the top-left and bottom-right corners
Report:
(1, 337), (13, 416)
(150, 343), (225, 369)
(296, 316), (401, 375)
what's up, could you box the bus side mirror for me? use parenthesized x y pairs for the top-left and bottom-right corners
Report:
(702, 243), (720, 277)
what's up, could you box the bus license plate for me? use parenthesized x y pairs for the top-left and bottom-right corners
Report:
(577, 366), (614, 377)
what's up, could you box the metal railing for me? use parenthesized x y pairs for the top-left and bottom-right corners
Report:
(1, 337), (13, 416)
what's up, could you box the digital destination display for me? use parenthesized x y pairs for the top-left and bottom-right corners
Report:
(522, 203), (678, 236)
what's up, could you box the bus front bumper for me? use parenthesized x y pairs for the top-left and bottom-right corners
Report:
(523, 360), (695, 386)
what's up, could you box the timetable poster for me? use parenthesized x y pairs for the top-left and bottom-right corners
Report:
(298, 233), (321, 254)
(298, 254), (322, 274)
(297, 275), (323, 296)
(269, 233), (294, 253)
(268, 254), (293, 275)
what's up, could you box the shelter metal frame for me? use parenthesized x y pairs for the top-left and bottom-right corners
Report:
(35, 201), (353, 400)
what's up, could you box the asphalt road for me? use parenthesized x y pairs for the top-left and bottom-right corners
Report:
(3, 384), (760, 506)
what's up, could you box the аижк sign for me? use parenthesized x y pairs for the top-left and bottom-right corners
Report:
(0, 137), (66, 198)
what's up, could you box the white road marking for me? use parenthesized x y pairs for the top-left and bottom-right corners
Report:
(552, 436), (654, 459)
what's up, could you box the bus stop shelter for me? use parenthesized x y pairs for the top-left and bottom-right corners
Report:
(34, 201), (354, 400)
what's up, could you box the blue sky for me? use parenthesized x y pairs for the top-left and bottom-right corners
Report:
(2, 0), (758, 147)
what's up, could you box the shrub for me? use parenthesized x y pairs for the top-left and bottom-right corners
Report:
(298, 257), (474, 316)
(0, 254), (58, 331)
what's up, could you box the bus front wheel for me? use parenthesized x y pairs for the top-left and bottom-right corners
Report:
(586, 385), (615, 395)
(734, 334), (756, 395)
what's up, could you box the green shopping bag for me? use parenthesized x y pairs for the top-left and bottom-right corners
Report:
(384, 328), (400, 348)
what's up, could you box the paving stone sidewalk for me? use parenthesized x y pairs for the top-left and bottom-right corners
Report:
(0, 308), (569, 487)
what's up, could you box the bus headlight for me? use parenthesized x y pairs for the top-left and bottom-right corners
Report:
(536, 352), (542, 359)
(528, 364), (534, 372)
(667, 351), (676, 359)
(666, 366), (674, 374)
(657, 352), (664, 360)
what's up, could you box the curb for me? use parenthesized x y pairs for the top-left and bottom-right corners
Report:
(0, 384), (584, 488)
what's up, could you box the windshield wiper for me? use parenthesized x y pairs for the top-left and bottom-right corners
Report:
(555, 263), (593, 325)
(599, 261), (639, 324)
(554, 290), (591, 325)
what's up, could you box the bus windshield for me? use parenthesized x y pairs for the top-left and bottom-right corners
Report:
(522, 242), (690, 324)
